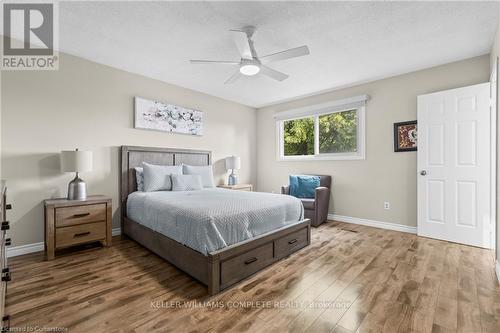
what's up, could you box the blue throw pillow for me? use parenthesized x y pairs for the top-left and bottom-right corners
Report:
(295, 175), (320, 198)
(289, 175), (299, 196)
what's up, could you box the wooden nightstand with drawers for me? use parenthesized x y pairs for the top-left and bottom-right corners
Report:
(44, 195), (112, 260)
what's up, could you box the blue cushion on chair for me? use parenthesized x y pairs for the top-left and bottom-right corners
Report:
(295, 175), (320, 198)
(289, 175), (299, 196)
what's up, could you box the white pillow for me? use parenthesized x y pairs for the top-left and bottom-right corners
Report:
(135, 167), (144, 191)
(142, 162), (182, 192)
(183, 164), (215, 188)
(171, 174), (203, 191)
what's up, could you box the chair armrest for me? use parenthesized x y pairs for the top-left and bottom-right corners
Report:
(315, 187), (330, 206)
(314, 186), (331, 226)
(281, 185), (290, 195)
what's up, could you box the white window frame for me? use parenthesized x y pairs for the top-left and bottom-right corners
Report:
(275, 95), (367, 161)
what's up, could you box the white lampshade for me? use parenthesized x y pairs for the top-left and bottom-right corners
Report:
(225, 156), (241, 170)
(61, 150), (93, 173)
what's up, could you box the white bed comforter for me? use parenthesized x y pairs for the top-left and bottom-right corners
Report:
(127, 188), (304, 255)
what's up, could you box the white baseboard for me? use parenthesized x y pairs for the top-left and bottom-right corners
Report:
(6, 227), (122, 258)
(7, 242), (44, 258)
(496, 260), (500, 285)
(328, 214), (417, 234)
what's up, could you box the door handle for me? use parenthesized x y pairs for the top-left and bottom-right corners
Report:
(420, 170), (427, 176)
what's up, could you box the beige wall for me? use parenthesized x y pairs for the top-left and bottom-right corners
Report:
(257, 55), (490, 228)
(1, 53), (257, 247)
(491, 15), (500, 262)
(0, 51), (492, 248)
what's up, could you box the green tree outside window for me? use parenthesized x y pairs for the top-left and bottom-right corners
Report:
(282, 110), (358, 156)
(283, 117), (314, 156)
(319, 110), (357, 154)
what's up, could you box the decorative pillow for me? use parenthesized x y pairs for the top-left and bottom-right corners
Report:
(171, 174), (203, 191)
(135, 167), (144, 192)
(295, 175), (320, 198)
(142, 162), (183, 192)
(289, 175), (299, 197)
(182, 164), (215, 188)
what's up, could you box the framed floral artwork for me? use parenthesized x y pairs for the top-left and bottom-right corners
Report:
(134, 97), (203, 136)
(394, 120), (417, 152)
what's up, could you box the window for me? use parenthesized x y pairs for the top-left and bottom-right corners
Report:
(318, 110), (358, 154)
(283, 117), (314, 156)
(276, 95), (367, 161)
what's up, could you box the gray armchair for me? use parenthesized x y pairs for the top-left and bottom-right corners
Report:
(281, 175), (332, 227)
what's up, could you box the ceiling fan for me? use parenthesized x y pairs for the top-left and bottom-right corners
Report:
(190, 26), (310, 84)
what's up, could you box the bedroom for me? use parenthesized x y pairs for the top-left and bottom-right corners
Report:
(1, 1), (500, 332)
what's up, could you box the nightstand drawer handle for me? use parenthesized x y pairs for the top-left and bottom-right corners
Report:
(1, 269), (11, 282)
(74, 231), (91, 238)
(288, 239), (298, 245)
(1, 221), (9, 231)
(73, 213), (90, 218)
(244, 257), (258, 265)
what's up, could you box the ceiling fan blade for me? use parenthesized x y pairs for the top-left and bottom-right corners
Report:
(259, 45), (310, 64)
(260, 65), (289, 81)
(224, 69), (243, 84)
(190, 60), (240, 65)
(230, 30), (253, 60)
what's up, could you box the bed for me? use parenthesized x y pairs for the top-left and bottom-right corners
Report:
(120, 145), (311, 295)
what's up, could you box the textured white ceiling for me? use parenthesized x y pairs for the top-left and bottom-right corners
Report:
(59, 1), (499, 108)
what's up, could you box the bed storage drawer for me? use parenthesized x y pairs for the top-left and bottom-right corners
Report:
(56, 222), (106, 248)
(274, 227), (309, 259)
(220, 243), (274, 289)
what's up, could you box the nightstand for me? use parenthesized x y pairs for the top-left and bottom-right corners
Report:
(217, 184), (253, 191)
(44, 195), (112, 260)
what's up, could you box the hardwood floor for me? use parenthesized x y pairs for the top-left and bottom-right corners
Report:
(6, 221), (500, 332)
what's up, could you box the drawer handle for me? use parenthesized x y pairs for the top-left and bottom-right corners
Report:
(74, 231), (91, 238)
(288, 239), (298, 245)
(73, 213), (90, 218)
(1, 271), (11, 282)
(244, 257), (258, 265)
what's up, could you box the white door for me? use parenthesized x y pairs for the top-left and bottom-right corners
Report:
(417, 83), (492, 248)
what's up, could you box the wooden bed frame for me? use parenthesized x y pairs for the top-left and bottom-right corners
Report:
(120, 145), (311, 295)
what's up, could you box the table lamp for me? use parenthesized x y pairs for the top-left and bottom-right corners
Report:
(225, 156), (241, 186)
(60, 148), (93, 200)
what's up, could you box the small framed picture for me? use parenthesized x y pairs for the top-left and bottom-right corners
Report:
(394, 121), (417, 152)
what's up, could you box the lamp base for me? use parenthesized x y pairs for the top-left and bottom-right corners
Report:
(68, 173), (87, 200)
(228, 172), (238, 186)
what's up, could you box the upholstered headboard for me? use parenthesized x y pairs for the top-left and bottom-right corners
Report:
(120, 145), (211, 226)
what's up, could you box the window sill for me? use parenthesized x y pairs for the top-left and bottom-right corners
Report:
(277, 154), (365, 161)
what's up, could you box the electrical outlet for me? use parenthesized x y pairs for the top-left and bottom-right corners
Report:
(384, 201), (390, 210)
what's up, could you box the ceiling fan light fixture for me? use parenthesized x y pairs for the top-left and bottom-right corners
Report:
(239, 63), (260, 76)
(190, 27), (310, 83)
